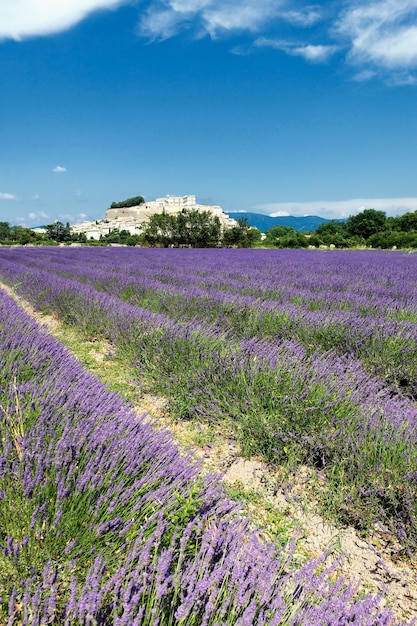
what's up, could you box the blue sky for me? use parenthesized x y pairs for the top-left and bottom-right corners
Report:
(1, 0), (417, 226)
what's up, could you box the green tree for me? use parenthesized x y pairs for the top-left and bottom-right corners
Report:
(346, 209), (386, 240)
(275, 232), (308, 248)
(8, 226), (40, 244)
(389, 211), (417, 232)
(45, 221), (72, 242)
(313, 221), (353, 248)
(184, 210), (221, 247)
(142, 211), (176, 247)
(126, 235), (142, 246)
(110, 196), (145, 209)
(368, 230), (417, 249)
(0, 222), (11, 241)
(264, 225), (296, 246)
(222, 218), (260, 248)
(246, 227), (262, 247)
(142, 209), (222, 248)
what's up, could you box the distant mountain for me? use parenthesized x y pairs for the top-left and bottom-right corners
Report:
(228, 213), (345, 233)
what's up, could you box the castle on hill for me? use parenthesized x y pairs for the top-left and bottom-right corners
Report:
(71, 195), (237, 241)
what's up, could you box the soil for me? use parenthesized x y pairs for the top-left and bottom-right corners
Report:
(1, 281), (416, 622)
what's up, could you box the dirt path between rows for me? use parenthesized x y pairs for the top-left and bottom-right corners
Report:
(1, 280), (416, 622)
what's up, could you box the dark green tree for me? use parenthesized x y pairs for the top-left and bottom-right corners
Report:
(142, 211), (176, 247)
(313, 221), (353, 248)
(142, 209), (222, 248)
(264, 225), (296, 246)
(222, 218), (261, 248)
(110, 196), (145, 209)
(185, 210), (221, 247)
(389, 211), (417, 232)
(0, 222), (11, 241)
(8, 226), (40, 244)
(45, 221), (72, 242)
(275, 232), (308, 248)
(346, 209), (386, 240)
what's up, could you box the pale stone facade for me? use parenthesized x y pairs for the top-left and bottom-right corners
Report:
(71, 195), (237, 240)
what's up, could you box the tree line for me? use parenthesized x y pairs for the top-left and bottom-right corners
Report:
(140, 209), (261, 248)
(264, 209), (417, 249)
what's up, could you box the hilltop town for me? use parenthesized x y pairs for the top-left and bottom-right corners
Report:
(71, 195), (238, 241)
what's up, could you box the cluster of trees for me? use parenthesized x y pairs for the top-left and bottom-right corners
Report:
(263, 225), (312, 249)
(140, 210), (261, 248)
(99, 229), (141, 246)
(142, 209), (221, 247)
(0, 222), (44, 245)
(0, 221), (88, 245)
(264, 209), (417, 250)
(44, 221), (79, 243)
(311, 209), (417, 249)
(109, 196), (145, 209)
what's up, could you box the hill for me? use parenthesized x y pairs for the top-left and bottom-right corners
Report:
(228, 213), (345, 232)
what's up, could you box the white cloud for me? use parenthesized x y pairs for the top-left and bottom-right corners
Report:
(256, 37), (338, 62)
(282, 7), (323, 27)
(352, 69), (378, 82)
(58, 212), (88, 223)
(140, 0), (285, 40)
(0, 192), (17, 200)
(255, 197), (417, 220)
(53, 165), (67, 173)
(291, 44), (338, 62)
(336, 0), (417, 77)
(0, 0), (127, 41)
(269, 210), (290, 217)
(28, 211), (49, 220)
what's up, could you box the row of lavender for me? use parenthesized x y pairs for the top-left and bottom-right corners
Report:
(2, 247), (417, 393)
(0, 283), (403, 624)
(0, 249), (417, 552)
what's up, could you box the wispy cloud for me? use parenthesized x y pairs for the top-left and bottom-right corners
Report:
(52, 165), (67, 173)
(282, 7), (323, 27)
(28, 211), (48, 220)
(0, 1), (127, 41)
(139, 0), (286, 40)
(58, 212), (90, 223)
(336, 0), (417, 82)
(255, 37), (338, 62)
(2, 1), (417, 83)
(0, 192), (17, 200)
(139, 0), (417, 81)
(255, 197), (417, 220)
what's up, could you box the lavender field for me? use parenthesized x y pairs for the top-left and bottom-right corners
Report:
(0, 246), (417, 624)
